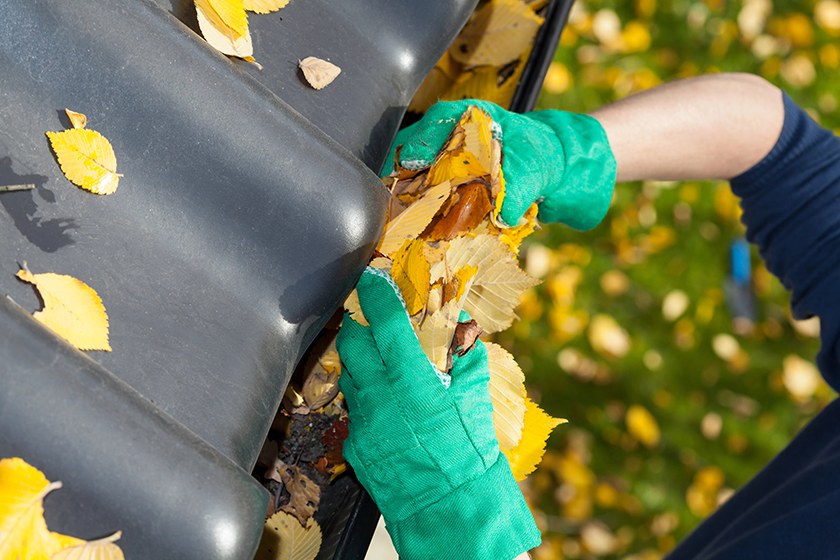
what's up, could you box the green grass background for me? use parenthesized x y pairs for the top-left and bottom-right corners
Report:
(498, 0), (840, 557)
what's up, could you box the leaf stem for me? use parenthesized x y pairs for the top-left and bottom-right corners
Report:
(0, 183), (36, 192)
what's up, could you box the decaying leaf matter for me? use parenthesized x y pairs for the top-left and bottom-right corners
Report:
(16, 263), (111, 351)
(279, 463), (321, 525)
(46, 128), (121, 195)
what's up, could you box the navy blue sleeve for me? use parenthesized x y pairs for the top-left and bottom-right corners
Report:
(730, 92), (840, 392)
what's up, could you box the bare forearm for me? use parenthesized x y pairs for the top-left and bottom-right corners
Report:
(589, 73), (784, 183)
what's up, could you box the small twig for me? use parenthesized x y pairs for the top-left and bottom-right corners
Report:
(0, 183), (35, 192)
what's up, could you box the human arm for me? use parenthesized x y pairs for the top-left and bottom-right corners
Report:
(589, 73), (784, 182)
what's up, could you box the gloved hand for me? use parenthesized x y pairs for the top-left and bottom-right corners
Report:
(336, 268), (541, 560)
(384, 99), (617, 230)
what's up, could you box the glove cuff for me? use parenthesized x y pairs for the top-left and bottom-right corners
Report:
(529, 111), (617, 231)
(385, 454), (541, 560)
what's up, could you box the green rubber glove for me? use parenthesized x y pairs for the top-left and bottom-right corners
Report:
(385, 99), (617, 230)
(336, 268), (541, 560)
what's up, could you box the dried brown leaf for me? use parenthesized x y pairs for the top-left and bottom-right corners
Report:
(279, 464), (320, 526)
(299, 57), (341, 90)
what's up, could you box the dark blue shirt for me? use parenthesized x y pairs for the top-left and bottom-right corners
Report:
(667, 94), (840, 559)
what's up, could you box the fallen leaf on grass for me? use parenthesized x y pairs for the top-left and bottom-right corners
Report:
(256, 511), (321, 560)
(46, 129), (121, 195)
(299, 57), (341, 90)
(16, 263), (111, 351)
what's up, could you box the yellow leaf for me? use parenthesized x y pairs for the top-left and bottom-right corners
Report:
(195, 0), (253, 57)
(415, 297), (462, 371)
(485, 342), (526, 452)
(452, 263), (478, 303)
(16, 265), (111, 351)
(626, 405), (660, 447)
(391, 239), (432, 316)
(505, 398), (565, 481)
(445, 234), (540, 333)
(207, 0), (249, 37)
(499, 203), (538, 252)
(462, 107), (494, 175)
(46, 129), (121, 195)
(441, 52), (528, 111)
(429, 150), (487, 185)
(299, 57), (342, 90)
(64, 109), (87, 130)
(243, 0), (289, 13)
(50, 532), (124, 560)
(449, 0), (544, 67)
(0, 458), (85, 560)
(377, 180), (451, 256)
(255, 512), (321, 560)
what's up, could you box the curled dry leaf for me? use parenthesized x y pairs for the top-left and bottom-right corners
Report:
(278, 464), (321, 526)
(282, 384), (309, 415)
(302, 369), (339, 410)
(447, 318), (483, 371)
(50, 532), (124, 560)
(343, 289), (368, 327)
(299, 56), (341, 90)
(16, 264), (111, 351)
(64, 109), (87, 129)
(195, 0), (253, 57)
(46, 128), (121, 195)
(243, 0), (290, 13)
(256, 512), (321, 560)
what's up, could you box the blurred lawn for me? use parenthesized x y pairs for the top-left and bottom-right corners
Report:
(497, 0), (840, 557)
